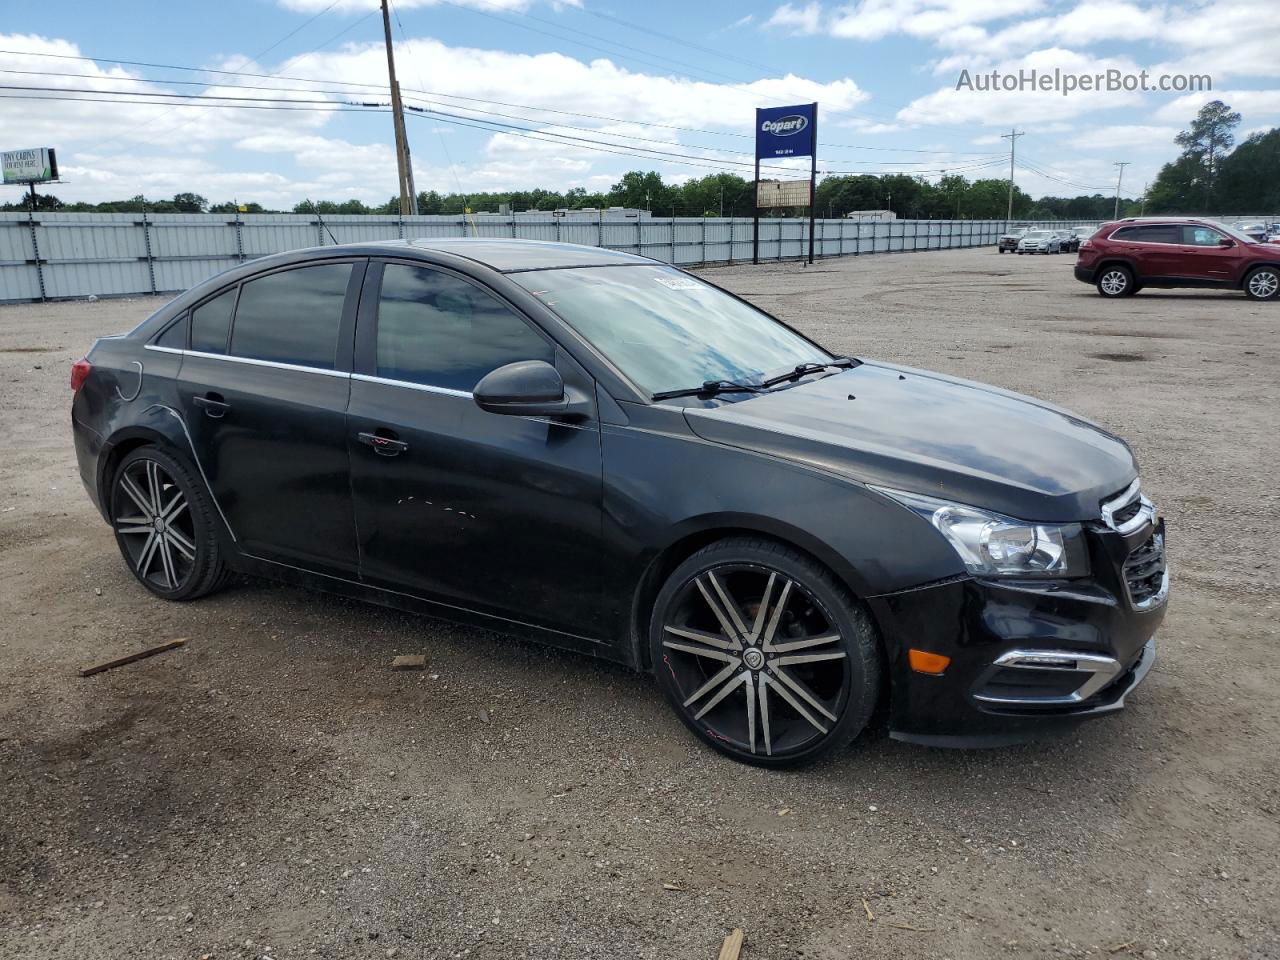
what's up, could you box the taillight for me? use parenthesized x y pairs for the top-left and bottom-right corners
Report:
(1080, 240), (1093, 251)
(71, 359), (92, 393)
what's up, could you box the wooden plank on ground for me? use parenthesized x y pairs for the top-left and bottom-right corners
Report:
(718, 928), (744, 960)
(79, 639), (187, 677)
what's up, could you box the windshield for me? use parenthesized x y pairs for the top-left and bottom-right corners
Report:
(510, 265), (831, 396)
(1207, 220), (1257, 242)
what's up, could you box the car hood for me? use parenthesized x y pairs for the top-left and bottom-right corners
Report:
(683, 361), (1136, 522)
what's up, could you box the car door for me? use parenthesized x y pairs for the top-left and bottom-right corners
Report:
(1176, 224), (1244, 283)
(1117, 224), (1180, 279)
(346, 259), (604, 638)
(177, 259), (363, 576)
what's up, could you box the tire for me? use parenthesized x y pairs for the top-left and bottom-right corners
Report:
(1096, 264), (1135, 297)
(1243, 266), (1280, 301)
(649, 537), (882, 769)
(110, 445), (231, 601)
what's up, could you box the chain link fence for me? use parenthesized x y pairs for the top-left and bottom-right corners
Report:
(3, 212), (1018, 303)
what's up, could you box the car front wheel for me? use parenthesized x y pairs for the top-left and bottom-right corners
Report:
(649, 537), (882, 768)
(110, 445), (230, 600)
(1244, 266), (1280, 301)
(1096, 265), (1135, 297)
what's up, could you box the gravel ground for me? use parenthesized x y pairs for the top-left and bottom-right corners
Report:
(1, 247), (1278, 960)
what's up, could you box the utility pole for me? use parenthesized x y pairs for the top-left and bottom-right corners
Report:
(1112, 162), (1130, 219)
(1140, 181), (1148, 216)
(1001, 128), (1025, 228)
(381, 0), (418, 216)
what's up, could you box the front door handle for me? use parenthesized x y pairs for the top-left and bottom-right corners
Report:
(192, 394), (230, 419)
(357, 430), (409, 457)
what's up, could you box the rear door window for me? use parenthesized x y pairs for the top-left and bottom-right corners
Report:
(1132, 225), (1180, 244)
(375, 263), (552, 392)
(189, 289), (236, 354)
(229, 263), (352, 369)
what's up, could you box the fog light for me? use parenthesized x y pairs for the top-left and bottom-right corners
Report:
(909, 649), (951, 675)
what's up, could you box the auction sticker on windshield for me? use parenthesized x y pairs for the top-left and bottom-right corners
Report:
(653, 276), (701, 290)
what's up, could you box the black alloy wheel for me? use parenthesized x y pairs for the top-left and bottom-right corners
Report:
(650, 538), (881, 768)
(110, 446), (229, 600)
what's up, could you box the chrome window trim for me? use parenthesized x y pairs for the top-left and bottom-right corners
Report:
(974, 649), (1122, 705)
(351, 372), (472, 399)
(142, 344), (349, 379)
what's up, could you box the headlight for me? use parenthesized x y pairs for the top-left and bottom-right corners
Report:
(872, 487), (1090, 578)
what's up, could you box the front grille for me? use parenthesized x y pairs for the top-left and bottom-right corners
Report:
(1124, 532), (1166, 607)
(1112, 498), (1142, 527)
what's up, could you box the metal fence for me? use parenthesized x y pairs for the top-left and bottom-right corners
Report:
(0, 212), (1017, 303)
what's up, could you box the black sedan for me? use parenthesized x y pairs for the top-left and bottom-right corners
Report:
(71, 239), (1166, 766)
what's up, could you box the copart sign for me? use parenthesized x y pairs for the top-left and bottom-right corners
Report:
(755, 104), (817, 160)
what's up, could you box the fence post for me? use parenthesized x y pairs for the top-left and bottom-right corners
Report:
(597, 209), (603, 249)
(27, 207), (46, 302)
(233, 211), (245, 263)
(555, 214), (562, 244)
(398, 214), (405, 240)
(141, 209), (157, 295)
(513, 214), (518, 240)
(670, 216), (676, 263)
(636, 215), (642, 257)
(701, 215), (706, 265)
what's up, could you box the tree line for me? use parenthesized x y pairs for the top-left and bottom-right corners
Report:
(5, 102), (1274, 219)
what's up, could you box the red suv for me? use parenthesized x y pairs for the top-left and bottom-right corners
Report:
(1075, 218), (1280, 301)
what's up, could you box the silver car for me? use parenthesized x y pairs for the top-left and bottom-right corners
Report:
(1016, 230), (1062, 254)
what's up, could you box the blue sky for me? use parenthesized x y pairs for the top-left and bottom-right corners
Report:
(2, 0), (1276, 209)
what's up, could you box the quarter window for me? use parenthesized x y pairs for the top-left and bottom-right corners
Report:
(229, 264), (352, 369)
(189, 289), (236, 354)
(375, 264), (552, 392)
(155, 313), (189, 349)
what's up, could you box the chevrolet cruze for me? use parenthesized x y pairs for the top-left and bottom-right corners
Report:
(71, 239), (1167, 766)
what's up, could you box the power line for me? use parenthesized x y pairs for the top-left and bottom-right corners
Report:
(1, 62), (1002, 158)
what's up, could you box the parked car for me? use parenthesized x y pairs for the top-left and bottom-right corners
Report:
(1017, 230), (1062, 254)
(997, 226), (1029, 253)
(1075, 218), (1280, 300)
(1056, 230), (1081, 253)
(72, 238), (1166, 767)
(1267, 223), (1280, 244)
(1236, 223), (1269, 243)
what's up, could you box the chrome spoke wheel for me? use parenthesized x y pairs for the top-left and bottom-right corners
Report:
(661, 565), (849, 758)
(1248, 270), (1278, 299)
(111, 457), (197, 591)
(1100, 270), (1128, 295)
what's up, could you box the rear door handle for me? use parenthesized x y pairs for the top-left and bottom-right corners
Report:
(357, 430), (409, 457)
(192, 394), (230, 418)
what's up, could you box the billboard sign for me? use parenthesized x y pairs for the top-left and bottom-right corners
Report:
(756, 179), (812, 208)
(2, 147), (58, 185)
(755, 104), (817, 159)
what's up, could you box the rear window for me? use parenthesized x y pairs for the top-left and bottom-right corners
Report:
(229, 264), (351, 369)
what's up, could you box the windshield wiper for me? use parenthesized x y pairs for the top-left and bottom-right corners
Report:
(757, 356), (860, 389)
(651, 358), (860, 402)
(651, 379), (766, 401)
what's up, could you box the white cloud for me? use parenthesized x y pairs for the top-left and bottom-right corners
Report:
(1071, 124), (1181, 150)
(899, 48), (1150, 126)
(764, 2), (825, 34)
(1154, 88), (1280, 123)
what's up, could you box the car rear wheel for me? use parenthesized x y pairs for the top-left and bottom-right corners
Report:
(110, 446), (231, 601)
(1096, 265), (1135, 297)
(649, 537), (881, 768)
(1244, 266), (1279, 301)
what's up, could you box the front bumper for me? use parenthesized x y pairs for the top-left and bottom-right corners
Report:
(869, 519), (1166, 747)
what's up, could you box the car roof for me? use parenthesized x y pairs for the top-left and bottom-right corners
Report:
(396, 237), (653, 272)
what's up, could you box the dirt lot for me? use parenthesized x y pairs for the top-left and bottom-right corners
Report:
(1, 247), (1278, 960)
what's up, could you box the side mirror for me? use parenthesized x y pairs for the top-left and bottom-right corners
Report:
(473, 360), (591, 419)
(1219, 238), (1235, 247)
